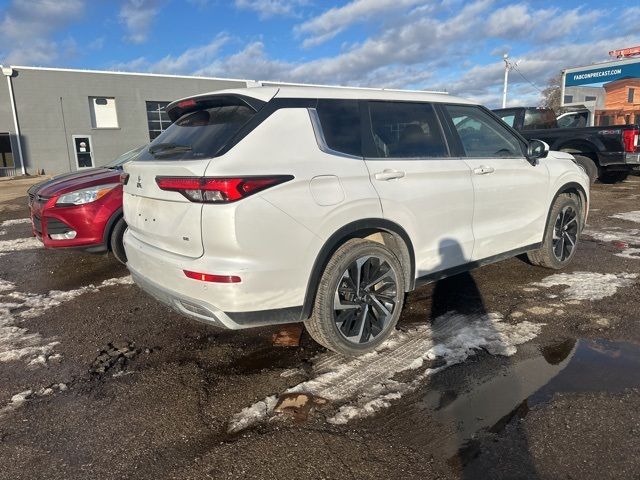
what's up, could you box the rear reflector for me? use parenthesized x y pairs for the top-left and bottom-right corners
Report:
(156, 175), (293, 203)
(622, 129), (639, 153)
(183, 270), (241, 283)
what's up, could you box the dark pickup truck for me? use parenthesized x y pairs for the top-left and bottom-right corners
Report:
(493, 107), (640, 184)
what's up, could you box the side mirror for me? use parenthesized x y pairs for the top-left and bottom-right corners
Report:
(527, 139), (549, 164)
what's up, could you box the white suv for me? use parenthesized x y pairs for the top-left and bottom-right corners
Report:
(122, 86), (589, 356)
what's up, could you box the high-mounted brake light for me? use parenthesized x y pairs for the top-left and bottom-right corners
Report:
(177, 99), (197, 109)
(183, 270), (241, 283)
(155, 175), (293, 203)
(622, 128), (639, 153)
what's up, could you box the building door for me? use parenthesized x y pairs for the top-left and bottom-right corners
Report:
(73, 135), (94, 169)
(0, 133), (15, 177)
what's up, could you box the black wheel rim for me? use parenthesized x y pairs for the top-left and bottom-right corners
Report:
(333, 255), (399, 345)
(552, 206), (578, 262)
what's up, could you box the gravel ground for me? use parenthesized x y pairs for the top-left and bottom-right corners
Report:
(0, 177), (639, 479)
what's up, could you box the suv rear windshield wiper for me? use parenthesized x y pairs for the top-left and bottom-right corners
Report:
(148, 143), (193, 157)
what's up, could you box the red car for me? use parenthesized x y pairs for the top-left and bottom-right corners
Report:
(28, 146), (143, 264)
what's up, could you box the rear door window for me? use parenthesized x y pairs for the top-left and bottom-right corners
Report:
(137, 104), (255, 161)
(444, 104), (524, 158)
(315, 99), (362, 156)
(367, 102), (448, 158)
(523, 109), (557, 130)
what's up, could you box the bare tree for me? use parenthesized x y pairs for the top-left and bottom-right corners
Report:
(539, 74), (563, 113)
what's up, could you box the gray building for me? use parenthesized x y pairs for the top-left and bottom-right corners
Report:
(0, 66), (255, 176)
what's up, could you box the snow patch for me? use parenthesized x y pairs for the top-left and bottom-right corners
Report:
(612, 211), (640, 224)
(0, 237), (42, 253)
(228, 312), (542, 432)
(533, 271), (637, 301)
(0, 218), (31, 227)
(0, 390), (32, 418)
(584, 227), (640, 245)
(0, 276), (133, 365)
(0, 383), (68, 419)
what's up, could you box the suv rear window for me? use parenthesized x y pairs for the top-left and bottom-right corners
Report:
(137, 105), (255, 160)
(316, 99), (362, 156)
(368, 101), (448, 158)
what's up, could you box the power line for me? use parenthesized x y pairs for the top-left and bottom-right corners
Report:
(511, 63), (543, 93)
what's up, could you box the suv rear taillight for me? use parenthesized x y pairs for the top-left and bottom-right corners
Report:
(155, 175), (293, 203)
(623, 128), (639, 153)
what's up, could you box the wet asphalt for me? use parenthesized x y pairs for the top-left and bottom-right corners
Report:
(0, 177), (640, 479)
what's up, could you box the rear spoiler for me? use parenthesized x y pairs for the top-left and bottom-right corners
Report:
(166, 94), (267, 122)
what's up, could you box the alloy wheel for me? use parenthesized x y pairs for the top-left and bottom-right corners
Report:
(333, 255), (400, 345)
(552, 206), (578, 262)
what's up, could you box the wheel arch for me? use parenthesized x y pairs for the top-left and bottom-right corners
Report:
(556, 140), (601, 164)
(301, 218), (415, 320)
(543, 182), (588, 240)
(102, 208), (124, 250)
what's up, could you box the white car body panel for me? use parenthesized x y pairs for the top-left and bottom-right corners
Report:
(465, 156), (550, 261)
(365, 157), (475, 277)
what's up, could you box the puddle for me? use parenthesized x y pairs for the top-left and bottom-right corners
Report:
(419, 338), (640, 463)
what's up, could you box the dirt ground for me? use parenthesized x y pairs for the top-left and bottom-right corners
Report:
(0, 176), (639, 480)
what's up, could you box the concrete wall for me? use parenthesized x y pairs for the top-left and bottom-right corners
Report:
(1, 67), (249, 175)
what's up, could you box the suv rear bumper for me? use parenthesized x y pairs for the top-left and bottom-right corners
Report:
(130, 267), (302, 329)
(124, 229), (304, 329)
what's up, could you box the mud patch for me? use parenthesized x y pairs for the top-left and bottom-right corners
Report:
(273, 392), (328, 422)
(89, 342), (142, 377)
(0, 276), (134, 365)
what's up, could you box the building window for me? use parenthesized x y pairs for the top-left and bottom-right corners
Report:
(146, 101), (171, 140)
(585, 96), (597, 102)
(628, 88), (636, 104)
(564, 95), (574, 104)
(89, 97), (119, 128)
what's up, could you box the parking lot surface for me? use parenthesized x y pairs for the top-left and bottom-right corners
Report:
(1, 177), (639, 479)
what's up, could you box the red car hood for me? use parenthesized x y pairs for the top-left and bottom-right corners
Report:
(36, 168), (122, 198)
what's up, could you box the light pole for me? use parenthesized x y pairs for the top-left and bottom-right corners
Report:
(1, 66), (26, 175)
(502, 53), (510, 108)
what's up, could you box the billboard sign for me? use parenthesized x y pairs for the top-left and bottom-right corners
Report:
(564, 60), (640, 88)
(562, 57), (640, 126)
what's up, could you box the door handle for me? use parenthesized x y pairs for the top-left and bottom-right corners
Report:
(374, 169), (406, 181)
(472, 165), (495, 175)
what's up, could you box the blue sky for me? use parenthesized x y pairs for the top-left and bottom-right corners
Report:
(0, 0), (639, 107)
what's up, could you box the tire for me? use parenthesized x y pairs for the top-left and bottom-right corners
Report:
(598, 170), (628, 184)
(109, 217), (128, 264)
(572, 155), (598, 185)
(304, 238), (405, 356)
(527, 194), (582, 269)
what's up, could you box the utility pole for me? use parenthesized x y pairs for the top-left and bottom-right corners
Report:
(502, 54), (510, 108)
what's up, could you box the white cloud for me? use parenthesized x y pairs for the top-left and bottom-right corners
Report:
(0, 0), (85, 65)
(234, 0), (308, 19)
(296, 0), (426, 48)
(112, 34), (230, 74)
(114, 0), (640, 108)
(119, 0), (165, 44)
(486, 4), (603, 43)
